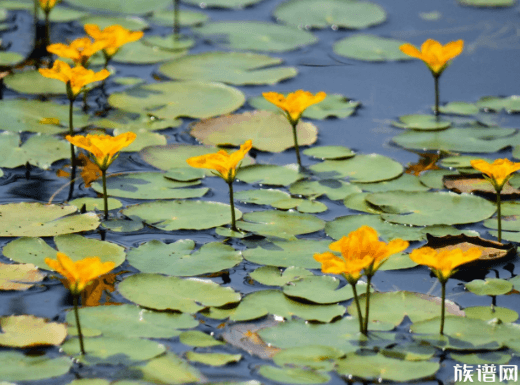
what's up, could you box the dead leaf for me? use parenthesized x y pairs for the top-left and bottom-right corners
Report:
(222, 317), (281, 359)
(0, 315), (67, 347)
(444, 174), (520, 196)
(405, 153), (441, 176)
(0, 262), (45, 291)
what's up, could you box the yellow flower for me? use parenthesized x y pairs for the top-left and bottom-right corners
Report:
(470, 158), (520, 192)
(314, 226), (409, 283)
(39, 0), (59, 12)
(399, 39), (464, 76)
(38, 60), (110, 100)
(84, 24), (144, 58)
(186, 140), (253, 183)
(65, 132), (137, 171)
(262, 90), (326, 124)
(47, 37), (107, 67)
(45, 252), (115, 295)
(409, 247), (481, 283)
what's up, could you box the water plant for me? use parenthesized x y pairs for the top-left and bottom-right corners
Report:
(44, 252), (115, 355)
(399, 39), (464, 116)
(38, 0), (59, 47)
(47, 36), (106, 67)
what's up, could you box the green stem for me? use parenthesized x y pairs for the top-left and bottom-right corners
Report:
(44, 10), (50, 48)
(228, 181), (238, 232)
(33, 0), (39, 28)
(290, 120), (302, 169)
(102, 169), (108, 220)
(497, 191), (502, 243)
(173, 0), (180, 41)
(440, 280), (446, 335)
(73, 295), (86, 355)
(351, 282), (365, 335)
(67, 99), (76, 201)
(434, 75), (440, 117)
(363, 275), (372, 335)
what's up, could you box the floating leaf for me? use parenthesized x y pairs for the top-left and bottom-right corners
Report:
(243, 239), (329, 268)
(5, 70), (66, 95)
(150, 9), (208, 26)
(380, 342), (436, 361)
(451, 351), (512, 365)
(0, 262), (45, 291)
(164, 168), (205, 182)
(237, 164), (305, 186)
(65, 0), (171, 14)
(273, 345), (343, 371)
(354, 173), (430, 193)
(290, 179), (361, 201)
(249, 94), (360, 120)
(0, 203), (99, 237)
(273, 0), (386, 30)
(366, 191), (496, 226)
(91, 172), (207, 200)
(66, 304), (198, 339)
(186, 352), (241, 366)
(0, 52), (23, 66)
(440, 155), (493, 169)
(194, 22), (317, 52)
(333, 34), (413, 61)
(0, 351), (72, 382)
(127, 240), (242, 276)
(182, 0), (264, 7)
(283, 276), (370, 304)
(237, 210), (325, 240)
(465, 279), (513, 296)
(134, 353), (204, 384)
(310, 154), (403, 182)
(109, 81), (245, 120)
(118, 273), (240, 313)
(102, 218), (144, 233)
(179, 331), (224, 347)
(142, 35), (195, 51)
(250, 266), (314, 286)
(111, 41), (186, 64)
(190, 111), (317, 153)
(392, 114), (451, 131)
(419, 169), (459, 189)
(62, 337), (165, 364)
(464, 306), (518, 323)
(235, 189), (291, 206)
(79, 16), (148, 31)
(303, 146), (355, 160)
(457, 0), (515, 7)
(159, 52), (297, 85)
(443, 174), (519, 196)
(439, 101), (480, 116)
(122, 200), (242, 231)
(258, 366), (330, 384)
(0, 315), (66, 347)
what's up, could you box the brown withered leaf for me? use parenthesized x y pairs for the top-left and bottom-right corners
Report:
(405, 153), (441, 176)
(443, 174), (520, 196)
(55, 153), (102, 187)
(80, 271), (125, 307)
(0, 262), (46, 291)
(222, 317), (281, 359)
(0, 315), (67, 347)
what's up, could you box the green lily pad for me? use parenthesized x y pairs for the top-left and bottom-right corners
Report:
(109, 81), (245, 120)
(457, 0), (515, 7)
(142, 35), (195, 51)
(62, 337), (165, 364)
(150, 9), (208, 26)
(205, 289), (345, 322)
(250, 266), (314, 286)
(249, 94), (360, 120)
(366, 191), (496, 226)
(380, 342), (436, 361)
(65, 0), (171, 14)
(393, 127), (520, 153)
(66, 304), (198, 338)
(0, 52), (23, 66)
(451, 351), (512, 365)
(0, 351), (72, 382)
(440, 155), (493, 169)
(91, 172), (208, 200)
(237, 164), (305, 186)
(464, 306), (518, 323)
(104, 41), (186, 64)
(190, 111), (317, 153)
(273, 345), (343, 371)
(272, 199), (327, 214)
(0, 132), (69, 169)
(378, 252), (418, 271)
(69, 198), (122, 212)
(0, 315), (67, 347)
(419, 169), (459, 189)
(182, 0), (264, 7)
(283, 276), (370, 304)
(0, 203), (99, 237)
(310, 154), (403, 183)
(336, 352), (439, 382)
(164, 167), (205, 182)
(79, 16), (148, 31)
(194, 22), (317, 52)
(0, 262), (45, 291)
(290, 179), (361, 200)
(118, 273), (240, 313)
(392, 114), (451, 131)
(186, 352), (241, 366)
(477, 95), (520, 112)
(134, 353), (204, 384)
(35, 6), (89, 22)
(0, 0), (33, 10)
(237, 210), (325, 240)
(349, 291), (463, 326)
(273, 0), (386, 30)
(235, 189), (290, 206)
(303, 146), (355, 160)
(113, 129), (167, 153)
(439, 101), (480, 116)
(333, 34), (413, 61)
(140, 143), (254, 173)
(5, 70), (66, 95)
(258, 366), (330, 384)
(179, 331), (224, 347)
(4, 234), (125, 269)
(159, 52), (297, 85)
(127, 240), (242, 276)
(122, 200), (242, 231)
(94, 111), (181, 132)
(243, 239), (329, 268)
(102, 218), (144, 233)
(465, 278), (513, 296)
(343, 192), (384, 214)
(354, 173), (430, 193)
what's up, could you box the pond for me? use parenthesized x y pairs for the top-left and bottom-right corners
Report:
(0, 0), (520, 384)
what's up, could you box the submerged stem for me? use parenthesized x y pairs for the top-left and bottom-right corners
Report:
(73, 295), (86, 355)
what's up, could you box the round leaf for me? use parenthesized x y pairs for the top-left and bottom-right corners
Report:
(186, 352), (241, 366)
(258, 366), (330, 384)
(392, 114), (451, 131)
(0, 351), (71, 382)
(0, 315), (67, 347)
(65, 0), (171, 14)
(465, 279), (513, 296)
(237, 164), (305, 186)
(333, 34), (413, 61)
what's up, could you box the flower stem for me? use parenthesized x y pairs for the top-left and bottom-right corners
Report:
(73, 295), (86, 355)
(44, 10), (50, 48)
(33, 0), (39, 29)
(351, 282), (365, 335)
(497, 191), (502, 243)
(67, 99), (76, 201)
(173, 0), (180, 41)
(102, 169), (108, 220)
(227, 181), (238, 232)
(440, 280), (446, 335)
(290, 121), (302, 169)
(363, 275), (372, 335)
(434, 75), (440, 117)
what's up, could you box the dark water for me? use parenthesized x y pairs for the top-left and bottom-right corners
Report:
(1, 0), (520, 384)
